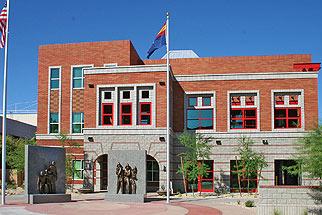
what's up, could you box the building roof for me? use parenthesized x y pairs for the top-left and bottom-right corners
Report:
(161, 50), (199, 59)
(0, 116), (36, 139)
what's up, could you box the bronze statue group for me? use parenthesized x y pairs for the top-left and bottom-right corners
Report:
(116, 162), (138, 194)
(37, 161), (57, 194)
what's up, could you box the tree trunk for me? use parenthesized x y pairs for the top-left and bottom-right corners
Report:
(180, 157), (187, 196)
(235, 156), (242, 197)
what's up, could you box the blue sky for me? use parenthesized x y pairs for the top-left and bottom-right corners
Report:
(0, 0), (321, 119)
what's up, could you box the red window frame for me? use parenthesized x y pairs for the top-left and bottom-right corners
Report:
(120, 103), (132, 125)
(289, 95), (299, 105)
(186, 108), (214, 130)
(230, 108), (257, 129)
(101, 103), (113, 126)
(274, 107), (301, 129)
(231, 96), (241, 106)
(275, 95), (285, 105)
(139, 102), (152, 125)
(197, 160), (214, 192)
(245, 96), (255, 106)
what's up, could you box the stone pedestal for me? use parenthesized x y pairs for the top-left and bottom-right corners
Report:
(28, 194), (71, 204)
(105, 194), (146, 203)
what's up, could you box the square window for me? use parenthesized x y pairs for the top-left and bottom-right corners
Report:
(103, 105), (113, 114)
(50, 113), (59, 123)
(231, 96), (241, 106)
(50, 68), (60, 79)
(289, 95), (298, 105)
(104, 92), (112, 100)
(122, 105), (131, 113)
(73, 79), (82, 88)
(188, 97), (197, 107)
(121, 116), (131, 125)
(245, 96), (255, 105)
(72, 67), (83, 78)
(72, 124), (82, 133)
(141, 104), (151, 113)
(202, 97), (211, 106)
(50, 80), (59, 89)
(103, 116), (113, 125)
(123, 91), (130, 99)
(50, 124), (59, 133)
(275, 95), (284, 105)
(140, 115), (151, 125)
(142, 91), (149, 99)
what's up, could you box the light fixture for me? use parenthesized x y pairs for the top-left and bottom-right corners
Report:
(216, 140), (222, 145)
(159, 136), (166, 142)
(163, 166), (166, 172)
(88, 83), (94, 88)
(262, 140), (268, 145)
(88, 137), (94, 142)
(159, 81), (166, 86)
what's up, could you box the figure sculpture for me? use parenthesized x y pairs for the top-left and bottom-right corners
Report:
(116, 162), (124, 194)
(116, 163), (138, 194)
(37, 161), (58, 194)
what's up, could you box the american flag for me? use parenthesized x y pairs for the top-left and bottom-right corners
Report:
(0, 2), (7, 48)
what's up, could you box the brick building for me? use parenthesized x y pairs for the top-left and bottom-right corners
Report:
(36, 40), (320, 192)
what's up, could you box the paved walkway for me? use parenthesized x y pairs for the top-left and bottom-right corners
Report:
(0, 193), (257, 215)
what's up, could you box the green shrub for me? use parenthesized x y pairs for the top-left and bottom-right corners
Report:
(245, 200), (255, 207)
(274, 208), (282, 215)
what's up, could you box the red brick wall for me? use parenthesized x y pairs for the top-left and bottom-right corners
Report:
(84, 72), (167, 128)
(37, 40), (142, 135)
(145, 54), (312, 75)
(174, 78), (318, 132)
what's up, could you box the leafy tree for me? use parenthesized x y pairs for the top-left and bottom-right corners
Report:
(177, 132), (212, 195)
(285, 126), (322, 181)
(237, 137), (268, 193)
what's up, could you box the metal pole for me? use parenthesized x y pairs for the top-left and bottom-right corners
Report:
(1, 0), (10, 205)
(166, 12), (170, 204)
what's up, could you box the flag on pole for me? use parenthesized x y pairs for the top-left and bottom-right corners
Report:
(0, 2), (7, 48)
(147, 22), (167, 59)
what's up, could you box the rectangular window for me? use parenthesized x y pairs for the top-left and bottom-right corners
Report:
(72, 67), (84, 88)
(198, 160), (214, 192)
(230, 108), (257, 129)
(289, 94), (298, 105)
(231, 96), (241, 106)
(72, 112), (84, 133)
(50, 68), (60, 89)
(73, 160), (84, 179)
(139, 102), (151, 125)
(104, 92), (112, 100)
(147, 160), (159, 182)
(120, 103), (132, 125)
(142, 90), (150, 99)
(187, 109), (213, 130)
(188, 97), (197, 107)
(230, 160), (258, 193)
(245, 96), (255, 106)
(202, 97), (211, 106)
(49, 112), (59, 133)
(275, 95), (284, 105)
(123, 91), (130, 99)
(274, 160), (300, 186)
(274, 108), (301, 128)
(102, 103), (113, 126)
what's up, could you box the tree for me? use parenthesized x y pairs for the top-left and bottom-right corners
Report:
(177, 132), (212, 195)
(285, 126), (322, 181)
(236, 137), (268, 194)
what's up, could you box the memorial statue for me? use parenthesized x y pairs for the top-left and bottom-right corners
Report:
(116, 163), (138, 194)
(124, 163), (132, 194)
(37, 161), (58, 194)
(116, 162), (124, 194)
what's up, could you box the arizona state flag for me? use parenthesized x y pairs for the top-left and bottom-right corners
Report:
(147, 23), (166, 59)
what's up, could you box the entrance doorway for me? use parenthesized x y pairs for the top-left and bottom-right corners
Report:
(146, 155), (160, 192)
(95, 154), (108, 190)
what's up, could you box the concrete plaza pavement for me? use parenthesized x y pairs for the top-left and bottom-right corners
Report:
(0, 193), (257, 215)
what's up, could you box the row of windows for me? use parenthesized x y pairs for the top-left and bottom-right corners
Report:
(49, 112), (84, 134)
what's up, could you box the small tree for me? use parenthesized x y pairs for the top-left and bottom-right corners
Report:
(237, 137), (267, 194)
(177, 132), (212, 195)
(56, 133), (80, 190)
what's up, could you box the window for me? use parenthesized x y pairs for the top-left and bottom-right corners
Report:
(275, 160), (300, 186)
(104, 92), (111, 100)
(102, 103), (113, 126)
(275, 95), (284, 105)
(72, 112), (84, 133)
(274, 108), (301, 128)
(72, 67), (85, 88)
(188, 97), (197, 107)
(230, 108), (257, 129)
(147, 159), (159, 182)
(139, 102), (151, 125)
(245, 96), (255, 106)
(231, 96), (241, 106)
(202, 97), (211, 106)
(50, 68), (60, 89)
(120, 103), (132, 125)
(198, 160), (214, 192)
(230, 160), (257, 193)
(142, 90), (150, 99)
(49, 112), (59, 133)
(289, 94), (298, 105)
(123, 91), (130, 99)
(73, 160), (84, 180)
(187, 109), (213, 130)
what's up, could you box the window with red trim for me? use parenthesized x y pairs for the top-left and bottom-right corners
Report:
(274, 107), (301, 128)
(120, 103), (132, 125)
(198, 160), (214, 192)
(139, 102), (151, 125)
(230, 108), (257, 129)
(275, 95), (284, 105)
(289, 95), (298, 105)
(245, 96), (255, 106)
(102, 103), (113, 126)
(186, 109), (213, 130)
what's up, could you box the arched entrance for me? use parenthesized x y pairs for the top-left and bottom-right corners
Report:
(95, 154), (108, 191)
(146, 155), (160, 192)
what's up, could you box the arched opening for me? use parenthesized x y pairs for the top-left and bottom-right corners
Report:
(95, 154), (108, 191)
(146, 155), (160, 192)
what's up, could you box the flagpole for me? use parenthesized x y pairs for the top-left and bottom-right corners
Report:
(166, 12), (170, 204)
(1, 0), (10, 205)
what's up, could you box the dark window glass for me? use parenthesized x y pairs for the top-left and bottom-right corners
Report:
(288, 109), (299, 117)
(275, 119), (286, 128)
(49, 124), (58, 133)
(275, 109), (286, 117)
(141, 104), (151, 113)
(103, 116), (113, 125)
(50, 113), (59, 123)
(121, 116), (131, 125)
(231, 110), (242, 118)
(50, 68), (60, 78)
(103, 105), (112, 114)
(123, 91), (130, 99)
(187, 109), (213, 130)
(230, 120), (243, 129)
(104, 92), (112, 100)
(122, 105), (131, 113)
(140, 115), (151, 125)
(142, 91), (149, 99)
(245, 110), (256, 118)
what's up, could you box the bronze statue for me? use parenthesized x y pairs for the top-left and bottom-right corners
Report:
(116, 162), (124, 194)
(37, 161), (58, 194)
(116, 163), (138, 194)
